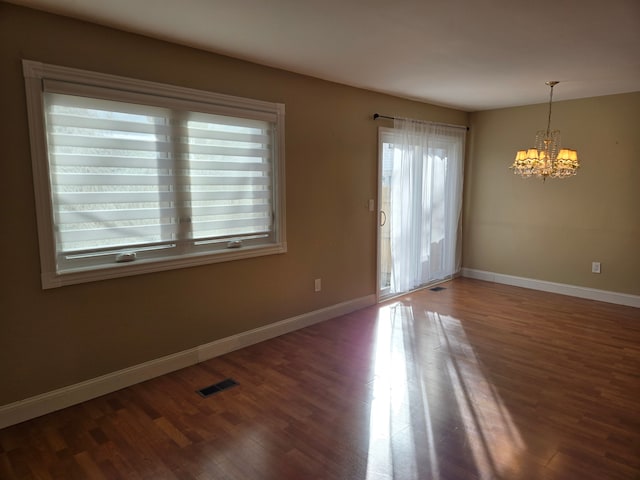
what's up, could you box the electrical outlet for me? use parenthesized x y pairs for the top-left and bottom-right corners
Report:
(314, 278), (322, 292)
(591, 262), (601, 274)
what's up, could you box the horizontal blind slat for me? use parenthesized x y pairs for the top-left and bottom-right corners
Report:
(49, 134), (169, 152)
(53, 191), (175, 204)
(193, 218), (271, 231)
(191, 204), (270, 216)
(58, 207), (177, 223)
(52, 173), (270, 186)
(181, 144), (270, 157)
(61, 218), (272, 244)
(60, 222), (178, 244)
(53, 174), (174, 186)
(57, 204), (271, 223)
(186, 176), (271, 186)
(54, 190), (270, 204)
(52, 154), (172, 169)
(48, 115), (272, 146)
(183, 160), (271, 172)
(47, 112), (170, 136)
(50, 134), (269, 158)
(52, 155), (270, 173)
(192, 190), (272, 200)
(187, 128), (271, 144)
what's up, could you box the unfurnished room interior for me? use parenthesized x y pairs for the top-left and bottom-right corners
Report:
(0, 1), (639, 479)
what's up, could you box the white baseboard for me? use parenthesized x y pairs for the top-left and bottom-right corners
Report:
(461, 268), (640, 308)
(0, 294), (376, 430)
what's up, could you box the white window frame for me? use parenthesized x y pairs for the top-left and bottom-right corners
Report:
(23, 60), (286, 289)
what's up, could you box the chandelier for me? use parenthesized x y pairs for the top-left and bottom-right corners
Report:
(510, 81), (579, 180)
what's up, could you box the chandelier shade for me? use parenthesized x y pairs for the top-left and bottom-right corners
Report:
(510, 81), (579, 180)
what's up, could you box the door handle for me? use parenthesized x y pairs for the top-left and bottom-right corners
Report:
(380, 210), (387, 227)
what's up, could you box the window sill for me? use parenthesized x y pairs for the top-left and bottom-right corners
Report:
(42, 242), (287, 289)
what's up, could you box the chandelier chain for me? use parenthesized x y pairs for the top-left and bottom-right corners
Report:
(546, 83), (554, 136)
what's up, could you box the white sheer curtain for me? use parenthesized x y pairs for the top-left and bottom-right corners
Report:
(389, 118), (465, 295)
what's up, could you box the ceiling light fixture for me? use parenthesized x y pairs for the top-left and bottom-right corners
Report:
(510, 81), (579, 180)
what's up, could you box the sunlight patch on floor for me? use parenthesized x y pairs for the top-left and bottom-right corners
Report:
(365, 303), (525, 480)
(434, 312), (525, 479)
(366, 304), (434, 480)
(365, 304), (399, 479)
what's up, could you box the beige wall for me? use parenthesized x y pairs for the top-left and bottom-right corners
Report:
(0, 4), (468, 405)
(463, 92), (640, 295)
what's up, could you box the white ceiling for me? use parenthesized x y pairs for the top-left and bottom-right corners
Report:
(7, 0), (640, 111)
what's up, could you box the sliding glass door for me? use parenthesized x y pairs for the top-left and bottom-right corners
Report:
(377, 123), (465, 300)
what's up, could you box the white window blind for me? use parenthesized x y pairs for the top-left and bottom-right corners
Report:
(23, 60), (286, 288)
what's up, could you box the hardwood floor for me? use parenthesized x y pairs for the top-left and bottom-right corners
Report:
(1, 278), (639, 479)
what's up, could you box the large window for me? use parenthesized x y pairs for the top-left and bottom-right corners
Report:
(23, 61), (286, 288)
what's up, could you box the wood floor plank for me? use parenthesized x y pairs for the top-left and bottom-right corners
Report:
(1, 278), (638, 479)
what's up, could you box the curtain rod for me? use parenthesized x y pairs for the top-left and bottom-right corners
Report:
(373, 113), (469, 131)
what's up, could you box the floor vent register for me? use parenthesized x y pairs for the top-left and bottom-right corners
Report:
(197, 378), (239, 398)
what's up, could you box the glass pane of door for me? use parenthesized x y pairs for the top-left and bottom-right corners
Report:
(379, 140), (393, 295)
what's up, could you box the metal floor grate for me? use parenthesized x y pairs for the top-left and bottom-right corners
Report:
(197, 378), (239, 398)
(429, 286), (446, 292)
